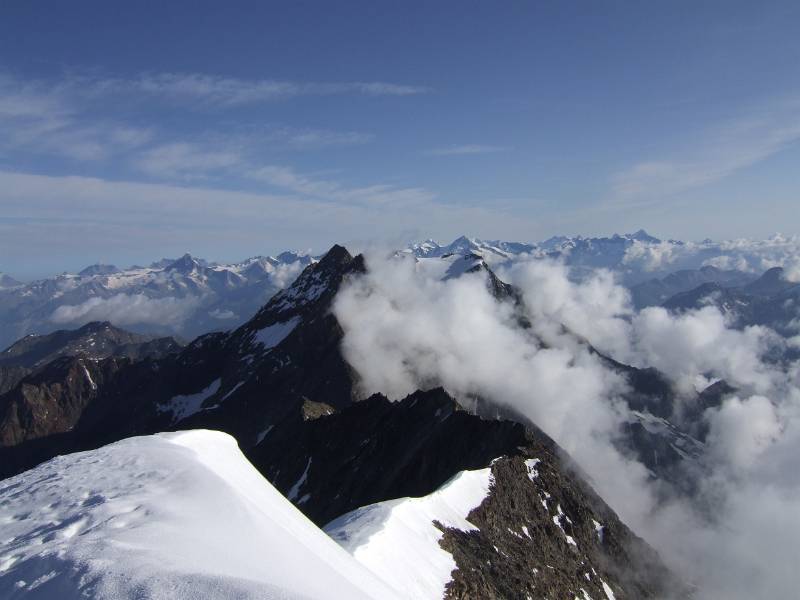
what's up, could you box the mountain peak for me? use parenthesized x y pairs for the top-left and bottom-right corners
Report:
(317, 244), (353, 268)
(78, 264), (120, 278)
(276, 250), (309, 264)
(448, 235), (478, 248)
(0, 272), (21, 288)
(743, 266), (795, 297)
(166, 253), (201, 273)
(629, 229), (661, 243)
(76, 320), (115, 333)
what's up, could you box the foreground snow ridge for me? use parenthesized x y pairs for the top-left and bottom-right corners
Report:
(325, 467), (495, 599)
(0, 430), (401, 600)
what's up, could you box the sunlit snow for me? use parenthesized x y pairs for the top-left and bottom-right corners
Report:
(325, 467), (494, 599)
(0, 430), (401, 600)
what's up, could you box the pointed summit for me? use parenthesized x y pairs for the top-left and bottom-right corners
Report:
(244, 244), (365, 330)
(166, 253), (201, 273)
(447, 235), (478, 250)
(0, 273), (21, 288)
(629, 229), (661, 243)
(78, 264), (120, 278)
(317, 244), (353, 267)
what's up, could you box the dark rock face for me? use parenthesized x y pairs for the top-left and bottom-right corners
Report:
(630, 266), (756, 308)
(254, 387), (686, 598)
(0, 321), (182, 370)
(0, 356), (125, 457)
(0, 318), (181, 404)
(442, 457), (686, 599)
(0, 321), (183, 475)
(743, 267), (795, 297)
(0, 365), (30, 396)
(662, 282), (756, 324)
(249, 388), (538, 525)
(660, 267), (800, 338)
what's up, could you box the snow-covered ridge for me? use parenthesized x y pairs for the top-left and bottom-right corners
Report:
(325, 467), (495, 599)
(0, 430), (401, 600)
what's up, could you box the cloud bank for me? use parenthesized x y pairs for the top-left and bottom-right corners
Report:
(333, 252), (800, 599)
(50, 294), (201, 328)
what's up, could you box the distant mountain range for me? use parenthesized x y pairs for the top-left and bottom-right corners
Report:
(2, 231), (798, 350)
(402, 231), (800, 286)
(0, 251), (314, 349)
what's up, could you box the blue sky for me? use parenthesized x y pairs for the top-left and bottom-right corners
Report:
(2, 1), (800, 276)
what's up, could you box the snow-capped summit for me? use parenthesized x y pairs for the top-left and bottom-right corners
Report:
(402, 235), (536, 264)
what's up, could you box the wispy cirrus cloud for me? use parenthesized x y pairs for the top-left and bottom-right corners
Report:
(611, 96), (800, 204)
(134, 142), (244, 180)
(131, 125), (375, 180)
(73, 72), (430, 106)
(0, 70), (384, 184)
(0, 73), (154, 162)
(425, 144), (509, 156)
(248, 164), (436, 206)
(281, 128), (374, 150)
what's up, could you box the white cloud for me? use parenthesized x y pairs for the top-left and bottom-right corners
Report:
(88, 72), (430, 106)
(135, 143), (243, 179)
(0, 70), (401, 172)
(0, 73), (153, 162)
(622, 239), (685, 272)
(611, 96), (800, 203)
(701, 254), (752, 272)
(333, 254), (630, 462)
(333, 252), (800, 599)
(247, 164), (437, 206)
(625, 306), (781, 395)
(282, 128), (374, 150)
(706, 395), (783, 471)
(426, 144), (508, 156)
(50, 294), (201, 328)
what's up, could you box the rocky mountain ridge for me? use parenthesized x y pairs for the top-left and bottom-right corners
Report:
(0, 244), (711, 597)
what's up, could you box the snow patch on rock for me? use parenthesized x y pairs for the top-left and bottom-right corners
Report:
(158, 378), (221, 422)
(254, 317), (300, 349)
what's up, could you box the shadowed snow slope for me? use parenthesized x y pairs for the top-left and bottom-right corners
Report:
(0, 430), (401, 600)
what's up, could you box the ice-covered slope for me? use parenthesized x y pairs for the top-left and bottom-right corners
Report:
(0, 430), (401, 600)
(325, 467), (494, 599)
